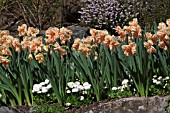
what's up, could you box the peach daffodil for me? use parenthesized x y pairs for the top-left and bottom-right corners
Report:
(0, 56), (10, 66)
(0, 30), (9, 38)
(53, 43), (67, 56)
(12, 39), (21, 52)
(115, 26), (126, 41)
(18, 24), (27, 36)
(104, 35), (119, 50)
(145, 32), (157, 43)
(158, 22), (166, 31)
(35, 53), (44, 63)
(144, 40), (156, 53)
(96, 30), (108, 43)
(59, 27), (72, 44)
(122, 42), (136, 56)
(158, 41), (168, 50)
(72, 38), (81, 50)
(45, 27), (59, 44)
(27, 27), (39, 36)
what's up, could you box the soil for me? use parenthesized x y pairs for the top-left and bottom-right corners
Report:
(9, 106), (31, 113)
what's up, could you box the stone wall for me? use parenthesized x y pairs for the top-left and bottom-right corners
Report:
(72, 95), (170, 113)
(0, 95), (169, 113)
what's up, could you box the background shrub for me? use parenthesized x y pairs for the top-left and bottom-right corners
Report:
(138, 0), (170, 31)
(78, 0), (148, 32)
(78, 0), (170, 32)
(0, 0), (81, 35)
(0, 0), (169, 34)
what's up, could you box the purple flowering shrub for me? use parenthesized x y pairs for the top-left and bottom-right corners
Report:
(78, 0), (148, 30)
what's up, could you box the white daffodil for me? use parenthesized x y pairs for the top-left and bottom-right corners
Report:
(158, 76), (162, 80)
(83, 82), (91, 90)
(40, 82), (46, 86)
(46, 84), (52, 89)
(133, 88), (136, 92)
(128, 74), (131, 78)
(166, 76), (169, 80)
(82, 91), (87, 94)
(72, 88), (79, 93)
(67, 82), (74, 88)
(75, 81), (80, 86)
(33, 84), (42, 92)
(111, 87), (118, 91)
(153, 75), (157, 78)
(152, 79), (157, 83)
(83, 82), (89, 87)
(80, 96), (84, 101)
(73, 83), (79, 88)
(122, 79), (129, 85)
(120, 88), (124, 92)
(130, 79), (133, 82)
(66, 102), (71, 106)
(44, 79), (50, 84)
(37, 91), (42, 94)
(41, 87), (48, 93)
(156, 81), (161, 85)
(125, 71), (129, 75)
(117, 86), (122, 90)
(122, 85), (126, 89)
(77, 85), (84, 91)
(104, 86), (108, 89)
(66, 90), (71, 94)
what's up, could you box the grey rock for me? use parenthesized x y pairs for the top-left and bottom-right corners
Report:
(72, 95), (170, 113)
(0, 106), (14, 113)
(67, 25), (90, 39)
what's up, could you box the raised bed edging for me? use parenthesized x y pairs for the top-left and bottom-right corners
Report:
(71, 95), (170, 113)
(0, 95), (169, 113)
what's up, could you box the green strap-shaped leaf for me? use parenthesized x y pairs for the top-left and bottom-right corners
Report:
(158, 50), (168, 75)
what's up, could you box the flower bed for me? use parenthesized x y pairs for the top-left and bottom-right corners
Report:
(0, 18), (169, 111)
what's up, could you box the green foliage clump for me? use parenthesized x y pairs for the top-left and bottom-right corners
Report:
(138, 0), (170, 30)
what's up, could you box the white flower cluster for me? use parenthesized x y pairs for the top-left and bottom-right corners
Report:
(65, 102), (71, 107)
(112, 79), (131, 91)
(0, 93), (2, 98)
(152, 75), (169, 88)
(65, 95), (85, 107)
(67, 81), (91, 93)
(65, 81), (91, 106)
(32, 79), (52, 93)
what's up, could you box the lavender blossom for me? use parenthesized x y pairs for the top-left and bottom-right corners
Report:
(79, 0), (149, 30)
